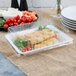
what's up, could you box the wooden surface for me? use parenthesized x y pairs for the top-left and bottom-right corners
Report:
(0, 9), (76, 76)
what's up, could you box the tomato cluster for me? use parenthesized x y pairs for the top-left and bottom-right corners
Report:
(22, 46), (32, 52)
(23, 11), (37, 21)
(3, 14), (37, 28)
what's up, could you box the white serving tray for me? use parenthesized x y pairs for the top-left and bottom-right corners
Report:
(5, 25), (73, 55)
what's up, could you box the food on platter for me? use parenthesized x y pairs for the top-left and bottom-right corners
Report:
(22, 11), (37, 21)
(0, 18), (5, 27)
(2, 8), (37, 21)
(3, 14), (37, 28)
(14, 38), (28, 50)
(2, 11), (22, 20)
(14, 26), (58, 52)
(34, 38), (57, 49)
(2, 8), (21, 20)
(23, 29), (55, 45)
(0, 9), (38, 30)
(0, 8), (19, 17)
(14, 38), (32, 52)
(5, 25), (73, 55)
(0, 9), (6, 17)
(8, 8), (18, 11)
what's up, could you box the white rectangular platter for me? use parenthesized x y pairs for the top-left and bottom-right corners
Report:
(5, 25), (73, 55)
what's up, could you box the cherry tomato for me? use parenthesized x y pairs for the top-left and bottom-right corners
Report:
(15, 15), (20, 20)
(28, 17), (32, 22)
(31, 15), (36, 19)
(54, 34), (57, 39)
(27, 46), (32, 51)
(21, 17), (26, 22)
(3, 24), (9, 28)
(5, 19), (11, 24)
(11, 18), (16, 23)
(20, 22), (25, 25)
(17, 19), (21, 24)
(22, 49), (28, 52)
(26, 17), (29, 21)
(22, 16), (26, 18)
(14, 22), (18, 26)
(27, 22), (30, 23)
(31, 17), (37, 22)
(31, 18), (35, 22)
(26, 17), (31, 22)
(9, 22), (14, 27)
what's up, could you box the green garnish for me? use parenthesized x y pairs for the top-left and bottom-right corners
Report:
(0, 18), (5, 27)
(38, 26), (48, 31)
(38, 26), (58, 33)
(14, 38), (28, 50)
(54, 31), (58, 33)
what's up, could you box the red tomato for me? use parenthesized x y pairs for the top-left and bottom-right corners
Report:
(14, 22), (18, 26)
(9, 22), (14, 27)
(11, 18), (16, 23)
(22, 16), (26, 18)
(31, 15), (36, 19)
(21, 17), (26, 22)
(31, 18), (35, 22)
(26, 17), (29, 21)
(5, 19), (11, 24)
(26, 17), (32, 22)
(22, 49), (28, 52)
(20, 22), (25, 25)
(26, 17), (29, 22)
(27, 22), (30, 23)
(17, 19), (21, 24)
(54, 34), (57, 39)
(15, 15), (20, 20)
(3, 24), (9, 28)
(28, 17), (32, 22)
(27, 46), (32, 51)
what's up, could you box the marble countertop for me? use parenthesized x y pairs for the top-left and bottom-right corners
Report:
(0, 53), (27, 76)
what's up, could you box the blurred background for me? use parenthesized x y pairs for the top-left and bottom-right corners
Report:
(0, 0), (76, 9)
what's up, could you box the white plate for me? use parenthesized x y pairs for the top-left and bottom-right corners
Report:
(62, 21), (76, 30)
(61, 18), (76, 26)
(61, 6), (76, 21)
(5, 25), (73, 55)
(61, 15), (76, 23)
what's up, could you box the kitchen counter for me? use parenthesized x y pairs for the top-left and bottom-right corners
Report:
(0, 9), (76, 76)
